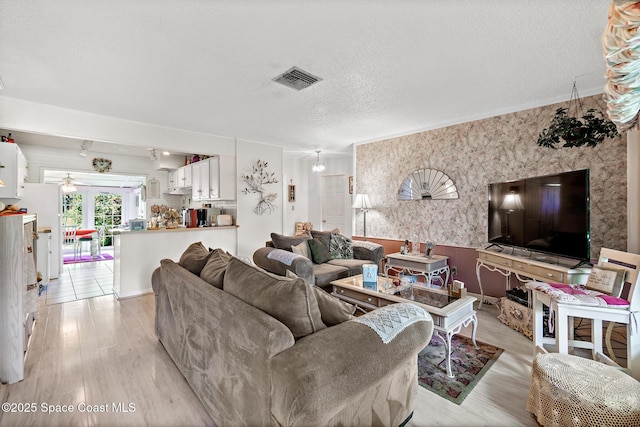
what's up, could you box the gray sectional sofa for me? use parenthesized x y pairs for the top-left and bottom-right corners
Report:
(152, 242), (433, 427)
(253, 230), (384, 291)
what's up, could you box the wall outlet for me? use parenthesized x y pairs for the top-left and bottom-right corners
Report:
(450, 266), (458, 277)
(452, 280), (464, 292)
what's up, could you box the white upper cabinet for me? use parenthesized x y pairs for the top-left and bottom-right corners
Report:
(192, 159), (211, 201)
(167, 169), (178, 193)
(0, 144), (28, 200)
(217, 155), (236, 201)
(176, 163), (192, 188)
(190, 156), (236, 201)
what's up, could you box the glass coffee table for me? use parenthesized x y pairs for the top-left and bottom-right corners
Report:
(331, 274), (478, 378)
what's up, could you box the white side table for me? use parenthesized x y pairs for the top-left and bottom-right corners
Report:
(384, 252), (450, 287)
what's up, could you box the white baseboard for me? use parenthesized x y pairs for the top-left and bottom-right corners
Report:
(113, 288), (153, 301)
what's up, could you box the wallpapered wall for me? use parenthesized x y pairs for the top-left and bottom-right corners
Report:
(355, 95), (627, 260)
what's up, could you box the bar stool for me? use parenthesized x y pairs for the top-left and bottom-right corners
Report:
(77, 231), (99, 259)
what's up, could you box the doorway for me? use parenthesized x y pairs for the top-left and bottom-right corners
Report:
(321, 174), (347, 232)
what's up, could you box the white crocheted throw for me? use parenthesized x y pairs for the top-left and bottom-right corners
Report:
(351, 303), (431, 344)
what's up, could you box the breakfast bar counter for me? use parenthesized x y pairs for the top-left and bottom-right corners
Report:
(112, 226), (238, 299)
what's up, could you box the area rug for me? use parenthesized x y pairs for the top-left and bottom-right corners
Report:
(63, 253), (114, 264)
(417, 335), (503, 405)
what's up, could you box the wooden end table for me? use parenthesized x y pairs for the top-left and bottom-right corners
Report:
(331, 274), (478, 378)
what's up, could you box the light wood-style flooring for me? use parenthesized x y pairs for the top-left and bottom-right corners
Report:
(1, 295), (540, 427)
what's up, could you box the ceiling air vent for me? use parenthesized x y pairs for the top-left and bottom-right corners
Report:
(272, 66), (322, 90)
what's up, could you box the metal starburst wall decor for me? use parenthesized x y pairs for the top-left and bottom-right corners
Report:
(241, 160), (279, 215)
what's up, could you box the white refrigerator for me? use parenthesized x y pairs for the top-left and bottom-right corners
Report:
(20, 183), (63, 279)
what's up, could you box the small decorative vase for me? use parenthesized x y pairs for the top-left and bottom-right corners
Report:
(425, 241), (435, 258)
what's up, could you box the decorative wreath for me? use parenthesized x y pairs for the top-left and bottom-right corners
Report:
(92, 157), (112, 173)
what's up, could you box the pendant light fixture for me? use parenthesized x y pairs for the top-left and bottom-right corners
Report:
(61, 173), (78, 193)
(312, 150), (325, 173)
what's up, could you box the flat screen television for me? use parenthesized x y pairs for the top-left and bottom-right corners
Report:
(487, 169), (590, 261)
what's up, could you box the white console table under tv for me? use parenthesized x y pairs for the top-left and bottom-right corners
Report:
(475, 247), (591, 309)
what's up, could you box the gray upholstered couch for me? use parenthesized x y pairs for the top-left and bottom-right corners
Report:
(253, 230), (384, 291)
(152, 243), (433, 427)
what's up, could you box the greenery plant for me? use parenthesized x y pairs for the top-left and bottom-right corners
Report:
(537, 107), (619, 148)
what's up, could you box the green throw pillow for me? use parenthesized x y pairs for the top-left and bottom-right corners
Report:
(329, 233), (354, 259)
(308, 237), (332, 264)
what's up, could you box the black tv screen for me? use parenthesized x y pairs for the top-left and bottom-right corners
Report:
(487, 169), (590, 261)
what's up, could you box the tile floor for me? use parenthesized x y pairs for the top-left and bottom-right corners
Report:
(39, 247), (114, 306)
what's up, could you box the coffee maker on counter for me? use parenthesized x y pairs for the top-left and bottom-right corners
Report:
(196, 208), (207, 227)
(183, 208), (212, 227)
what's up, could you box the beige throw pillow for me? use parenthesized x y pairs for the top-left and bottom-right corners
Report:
(585, 264), (627, 296)
(313, 286), (356, 326)
(178, 242), (212, 275)
(223, 258), (326, 339)
(291, 241), (310, 259)
(200, 248), (232, 289)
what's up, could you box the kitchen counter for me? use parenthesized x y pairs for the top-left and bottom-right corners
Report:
(112, 225), (238, 299)
(111, 225), (238, 234)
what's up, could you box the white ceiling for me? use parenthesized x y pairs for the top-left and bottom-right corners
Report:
(0, 1), (611, 157)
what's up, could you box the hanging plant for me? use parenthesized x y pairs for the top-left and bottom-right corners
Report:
(537, 82), (619, 149)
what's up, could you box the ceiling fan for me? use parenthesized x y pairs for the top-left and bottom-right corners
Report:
(61, 173), (83, 193)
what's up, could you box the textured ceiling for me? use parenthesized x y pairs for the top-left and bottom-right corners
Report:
(0, 1), (611, 157)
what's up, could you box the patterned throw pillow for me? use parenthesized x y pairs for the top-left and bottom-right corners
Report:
(585, 264), (626, 296)
(330, 233), (353, 259)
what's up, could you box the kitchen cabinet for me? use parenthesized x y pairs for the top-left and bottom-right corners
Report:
(177, 164), (192, 188)
(191, 156), (236, 201)
(167, 169), (178, 193)
(192, 159), (211, 201)
(0, 214), (38, 384)
(0, 143), (28, 199)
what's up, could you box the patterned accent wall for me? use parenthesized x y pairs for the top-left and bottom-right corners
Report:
(355, 95), (626, 259)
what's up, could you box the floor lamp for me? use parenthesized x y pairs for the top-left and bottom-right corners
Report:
(352, 193), (372, 240)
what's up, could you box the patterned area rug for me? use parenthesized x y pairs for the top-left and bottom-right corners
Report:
(63, 254), (114, 264)
(417, 335), (503, 405)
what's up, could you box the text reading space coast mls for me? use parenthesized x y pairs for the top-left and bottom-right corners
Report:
(2, 402), (136, 414)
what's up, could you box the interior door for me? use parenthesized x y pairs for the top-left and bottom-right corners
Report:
(321, 175), (346, 232)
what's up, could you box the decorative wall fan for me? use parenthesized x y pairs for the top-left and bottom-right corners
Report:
(397, 168), (459, 200)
